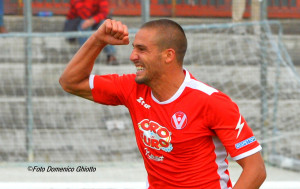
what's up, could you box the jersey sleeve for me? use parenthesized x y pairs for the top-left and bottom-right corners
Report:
(207, 92), (262, 160)
(89, 74), (135, 106)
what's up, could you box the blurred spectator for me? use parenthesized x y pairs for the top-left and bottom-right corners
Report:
(188, 0), (195, 6)
(232, 0), (261, 22)
(232, 0), (262, 34)
(0, 0), (8, 33)
(232, 0), (246, 23)
(64, 0), (118, 65)
(251, 0), (261, 22)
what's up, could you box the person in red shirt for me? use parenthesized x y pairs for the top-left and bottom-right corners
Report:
(0, 0), (8, 33)
(59, 19), (266, 188)
(64, 0), (118, 65)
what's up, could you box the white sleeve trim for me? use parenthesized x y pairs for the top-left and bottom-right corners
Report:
(231, 145), (262, 161)
(89, 74), (95, 89)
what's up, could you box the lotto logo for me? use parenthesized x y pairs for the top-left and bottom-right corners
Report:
(171, 111), (188, 130)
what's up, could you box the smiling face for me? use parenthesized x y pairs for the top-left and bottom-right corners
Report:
(130, 28), (165, 86)
(130, 19), (187, 87)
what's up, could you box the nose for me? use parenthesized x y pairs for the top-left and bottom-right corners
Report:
(130, 49), (138, 63)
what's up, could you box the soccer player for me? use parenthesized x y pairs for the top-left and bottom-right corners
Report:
(59, 19), (266, 188)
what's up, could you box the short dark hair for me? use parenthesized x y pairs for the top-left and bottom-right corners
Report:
(141, 19), (187, 65)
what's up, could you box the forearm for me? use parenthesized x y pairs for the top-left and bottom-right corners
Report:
(233, 166), (265, 189)
(233, 152), (266, 189)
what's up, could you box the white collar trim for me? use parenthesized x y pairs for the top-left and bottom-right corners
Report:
(151, 68), (190, 104)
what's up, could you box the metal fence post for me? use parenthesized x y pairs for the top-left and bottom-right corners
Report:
(141, 0), (150, 24)
(24, 0), (34, 162)
(260, 0), (269, 159)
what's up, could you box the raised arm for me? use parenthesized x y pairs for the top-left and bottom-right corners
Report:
(59, 19), (129, 101)
(233, 152), (266, 189)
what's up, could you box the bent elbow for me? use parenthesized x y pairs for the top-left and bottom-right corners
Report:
(59, 76), (73, 94)
(260, 165), (267, 182)
(257, 162), (267, 185)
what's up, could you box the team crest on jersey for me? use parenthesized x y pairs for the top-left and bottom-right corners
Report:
(138, 119), (173, 153)
(171, 111), (188, 130)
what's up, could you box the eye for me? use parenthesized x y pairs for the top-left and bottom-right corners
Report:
(133, 44), (147, 52)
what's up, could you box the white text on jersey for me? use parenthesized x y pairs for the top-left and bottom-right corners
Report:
(137, 97), (151, 109)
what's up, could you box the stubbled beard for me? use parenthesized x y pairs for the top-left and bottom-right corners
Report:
(135, 76), (150, 85)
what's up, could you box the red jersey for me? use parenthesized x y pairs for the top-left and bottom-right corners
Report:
(66, 0), (109, 24)
(90, 70), (262, 189)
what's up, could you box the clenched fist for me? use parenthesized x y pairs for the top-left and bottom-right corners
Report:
(93, 19), (129, 46)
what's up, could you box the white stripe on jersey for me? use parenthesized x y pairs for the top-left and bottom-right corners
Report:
(186, 79), (218, 95)
(231, 145), (262, 161)
(89, 74), (95, 89)
(152, 69), (218, 104)
(212, 136), (231, 189)
(185, 70), (218, 95)
(146, 176), (149, 189)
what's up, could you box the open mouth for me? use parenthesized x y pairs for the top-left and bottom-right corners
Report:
(136, 66), (145, 75)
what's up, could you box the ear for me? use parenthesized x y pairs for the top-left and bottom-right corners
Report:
(164, 48), (176, 64)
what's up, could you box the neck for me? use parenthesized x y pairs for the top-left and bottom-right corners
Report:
(150, 69), (185, 102)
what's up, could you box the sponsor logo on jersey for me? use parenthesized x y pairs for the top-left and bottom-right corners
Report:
(136, 97), (151, 109)
(144, 148), (164, 162)
(171, 111), (188, 130)
(235, 136), (256, 149)
(138, 119), (173, 153)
